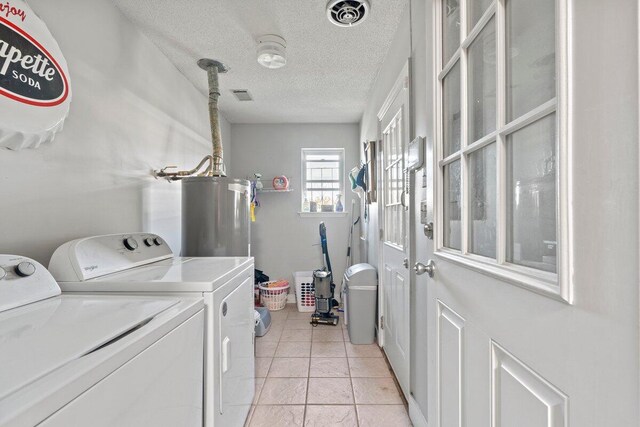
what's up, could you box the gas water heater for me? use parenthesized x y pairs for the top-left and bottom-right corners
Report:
(181, 176), (251, 257)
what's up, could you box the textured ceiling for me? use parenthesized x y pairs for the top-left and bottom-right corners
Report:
(113, 0), (408, 123)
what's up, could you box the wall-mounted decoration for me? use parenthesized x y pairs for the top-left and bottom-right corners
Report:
(364, 140), (377, 203)
(0, 0), (71, 150)
(272, 175), (289, 190)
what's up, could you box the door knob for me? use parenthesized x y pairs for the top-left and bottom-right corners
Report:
(414, 260), (435, 277)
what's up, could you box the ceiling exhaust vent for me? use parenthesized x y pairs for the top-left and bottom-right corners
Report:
(231, 90), (253, 101)
(326, 0), (370, 27)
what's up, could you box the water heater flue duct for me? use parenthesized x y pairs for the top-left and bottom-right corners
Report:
(154, 58), (228, 181)
(199, 58), (227, 177)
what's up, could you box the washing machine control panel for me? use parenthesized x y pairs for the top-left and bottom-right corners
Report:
(49, 233), (174, 282)
(15, 261), (36, 277)
(0, 255), (61, 313)
(123, 237), (139, 251)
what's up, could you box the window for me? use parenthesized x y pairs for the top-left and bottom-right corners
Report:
(301, 148), (345, 213)
(435, 0), (570, 300)
(382, 110), (405, 248)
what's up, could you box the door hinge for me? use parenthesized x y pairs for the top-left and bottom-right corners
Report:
(379, 228), (384, 240)
(380, 315), (384, 330)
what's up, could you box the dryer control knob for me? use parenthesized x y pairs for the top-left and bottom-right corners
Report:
(153, 237), (163, 246)
(123, 237), (139, 251)
(0, 267), (6, 280)
(15, 262), (36, 277)
(144, 237), (154, 247)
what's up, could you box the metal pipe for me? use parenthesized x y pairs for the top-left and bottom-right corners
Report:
(153, 58), (228, 181)
(204, 63), (225, 177)
(154, 155), (214, 181)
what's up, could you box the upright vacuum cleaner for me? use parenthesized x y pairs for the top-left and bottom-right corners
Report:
(311, 222), (340, 326)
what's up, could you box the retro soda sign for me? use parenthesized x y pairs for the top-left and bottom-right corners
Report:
(0, 1), (71, 150)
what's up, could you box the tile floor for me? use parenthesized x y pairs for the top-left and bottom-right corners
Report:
(247, 304), (413, 427)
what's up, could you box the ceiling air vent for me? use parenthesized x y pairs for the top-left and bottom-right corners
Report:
(326, 0), (370, 27)
(231, 90), (253, 101)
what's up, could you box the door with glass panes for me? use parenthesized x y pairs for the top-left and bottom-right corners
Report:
(416, 0), (640, 426)
(379, 62), (411, 396)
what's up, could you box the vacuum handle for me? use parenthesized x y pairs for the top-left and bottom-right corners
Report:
(319, 222), (333, 275)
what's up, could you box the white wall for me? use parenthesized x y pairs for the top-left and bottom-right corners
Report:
(230, 123), (360, 294)
(220, 113), (232, 178)
(0, 0), (225, 264)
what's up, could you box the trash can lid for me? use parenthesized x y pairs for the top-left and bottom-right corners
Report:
(344, 263), (377, 285)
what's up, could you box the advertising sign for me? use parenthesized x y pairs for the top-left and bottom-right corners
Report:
(0, 1), (71, 149)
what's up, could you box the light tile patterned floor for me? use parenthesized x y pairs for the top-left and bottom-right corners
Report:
(247, 304), (412, 427)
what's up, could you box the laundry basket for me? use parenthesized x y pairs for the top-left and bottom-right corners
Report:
(294, 271), (315, 312)
(259, 281), (290, 311)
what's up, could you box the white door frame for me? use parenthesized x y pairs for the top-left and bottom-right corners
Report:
(376, 60), (411, 351)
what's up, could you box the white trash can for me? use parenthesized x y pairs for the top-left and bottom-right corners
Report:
(344, 263), (378, 344)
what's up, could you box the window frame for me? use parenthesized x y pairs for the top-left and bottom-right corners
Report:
(433, 0), (573, 302)
(300, 148), (346, 216)
(382, 107), (407, 249)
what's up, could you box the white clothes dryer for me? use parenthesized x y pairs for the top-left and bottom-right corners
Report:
(49, 233), (255, 427)
(0, 254), (204, 427)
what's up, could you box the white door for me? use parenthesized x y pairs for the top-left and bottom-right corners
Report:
(417, 0), (639, 426)
(409, 137), (435, 427)
(378, 62), (411, 396)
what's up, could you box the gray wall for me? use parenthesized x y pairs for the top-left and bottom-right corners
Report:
(230, 123), (360, 294)
(0, 0), (228, 263)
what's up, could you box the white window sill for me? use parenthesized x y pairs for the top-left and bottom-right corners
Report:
(297, 212), (349, 218)
(434, 248), (568, 303)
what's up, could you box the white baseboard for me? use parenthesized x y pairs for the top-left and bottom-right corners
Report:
(408, 397), (428, 427)
(287, 294), (296, 304)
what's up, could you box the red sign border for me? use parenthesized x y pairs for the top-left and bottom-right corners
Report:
(0, 16), (69, 107)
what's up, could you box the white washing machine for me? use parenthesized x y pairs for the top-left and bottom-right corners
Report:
(0, 254), (204, 427)
(48, 233), (255, 427)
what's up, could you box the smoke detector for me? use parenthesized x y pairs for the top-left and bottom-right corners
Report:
(326, 0), (370, 27)
(256, 35), (287, 69)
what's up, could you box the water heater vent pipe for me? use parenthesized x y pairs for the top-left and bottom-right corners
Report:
(154, 58), (228, 181)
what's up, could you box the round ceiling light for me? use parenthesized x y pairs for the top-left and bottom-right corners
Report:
(256, 35), (287, 69)
(326, 0), (370, 27)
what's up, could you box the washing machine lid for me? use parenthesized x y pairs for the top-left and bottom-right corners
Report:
(58, 256), (253, 292)
(0, 294), (177, 400)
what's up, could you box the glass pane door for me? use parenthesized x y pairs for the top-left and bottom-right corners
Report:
(383, 110), (405, 248)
